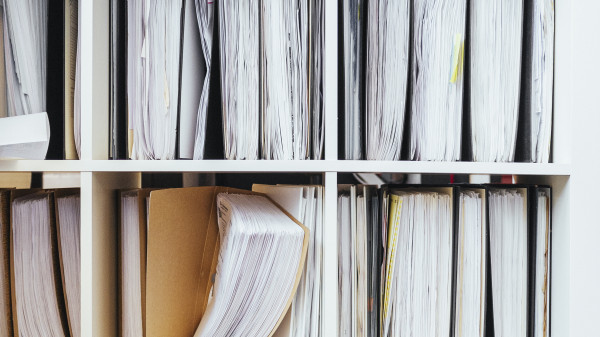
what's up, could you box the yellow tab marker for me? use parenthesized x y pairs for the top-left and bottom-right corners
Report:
(450, 33), (464, 83)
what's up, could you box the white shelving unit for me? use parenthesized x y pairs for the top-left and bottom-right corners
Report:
(2, 0), (593, 336)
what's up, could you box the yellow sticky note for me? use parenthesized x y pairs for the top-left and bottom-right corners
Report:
(450, 33), (464, 83)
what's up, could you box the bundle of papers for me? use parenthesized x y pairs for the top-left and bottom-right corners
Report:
(127, 0), (183, 160)
(12, 192), (67, 336)
(337, 184), (551, 336)
(3, 0), (47, 117)
(0, 191), (10, 336)
(342, 0), (363, 160)
(120, 192), (143, 336)
(191, 0), (215, 160)
(410, 0), (465, 161)
(382, 190), (453, 337)
(470, 0), (523, 162)
(194, 193), (305, 336)
(179, 0), (210, 160)
(74, 0), (81, 158)
(0, 112), (50, 159)
(219, 0), (323, 160)
(365, 0), (410, 161)
(534, 190), (550, 337)
(488, 189), (527, 337)
(261, 0), (309, 160)
(528, 0), (554, 163)
(338, 185), (382, 337)
(65, 0), (79, 159)
(56, 192), (81, 337)
(252, 184), (323, 337)
(120, 187), (309, 337)
(454, 190), (486, 337)
(310, 0), (324, 160)
(219, 0), (260, 160)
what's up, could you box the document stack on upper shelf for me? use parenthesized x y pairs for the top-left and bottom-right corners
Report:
(113, 0), (324, 161)
(341, 0), (555, 163)
(0, 1), (80, 160)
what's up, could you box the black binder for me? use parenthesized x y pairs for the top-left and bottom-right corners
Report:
(46, 0), (66, 159)
(109, 0), (128, 159)
(484, 184), (552, 337)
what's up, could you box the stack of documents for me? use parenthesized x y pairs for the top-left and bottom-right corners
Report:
(338, 185), (382, 337)
(64, 0), (79, 159)
(381, 189), (453, 337)
(533, 189), (550, 337)
(261, 0), (309, 160)
(55, 191), (81, 337)
(219, 0), (323, 160)
(179, 0), (212, 160)
(410, 0), (465, 161)
(454, 188), (486, 337)
(337, 184), (551, 336)
(253, 184), (323, 337)
(219, 0), (260, 160)
(195, 193), (306, 336)
(0, 0), (72, 160)
(469, 1), (523, 162)
(3, 0), (47, 117)
(191, 0), (215, 160)
(365, 0), (410, 161)
(74, 0), (81, 159)
(0, 189), (80, 336)
(0, 112), (50, 159)
(310, 0), (324, 160)
(517, 0), (554, 163)
(127, 0), (183, 160)
(0, 1), (50, 159)
(342, 0), (364, 160)
(0, 191), (11, 336)
(488, 188), (528, 337)
(11, 191), (72, 336)
(119, 186), (308, 336)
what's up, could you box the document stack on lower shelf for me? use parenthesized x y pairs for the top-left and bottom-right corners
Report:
(338, 184), (551, 337)
(0, 189), (80, 336)
(0, 0), (80, 160)
(114, 0), (324, 161)
(341, 0), (555, 163)
(119, 186), (323, 337)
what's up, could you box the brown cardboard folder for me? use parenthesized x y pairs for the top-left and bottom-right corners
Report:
(133, 186), (308, 337)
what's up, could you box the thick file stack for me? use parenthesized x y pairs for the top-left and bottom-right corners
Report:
(9, 189), (80, 336)
(252, 184), (324, 337)
(261, 0), (309, 160)
(0, 1), (76, 160)
(342, 0), (364, 160)
(469, 1), (523, 162)
(191, 0), (215, 160)
(338, 185), (380, 337)
(340, 0), (554, 163)
(338, 184), (552, 336)
(410, 0), (466, 161)
(114, 1), (324, 160)
(126, 0), (183, 160)
(365, 0), (410, 161)
(517, 0), (555, 163)
(219, 0), (261, 160)
(0, 190), (11, 337)
(119, 187), (309, 337)
(453, 187), (486, 337)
